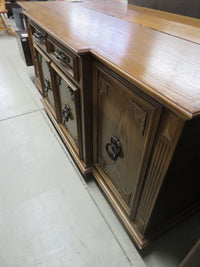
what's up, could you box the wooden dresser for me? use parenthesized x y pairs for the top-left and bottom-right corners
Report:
(20, 0), (200, 249)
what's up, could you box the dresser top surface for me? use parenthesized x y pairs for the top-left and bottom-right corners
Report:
(20, 1), (200, 119)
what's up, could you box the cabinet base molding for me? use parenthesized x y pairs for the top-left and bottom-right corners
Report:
(42, 98), (92, 175)
(92, 168), (149, 249)
(92, 167), (200, 249)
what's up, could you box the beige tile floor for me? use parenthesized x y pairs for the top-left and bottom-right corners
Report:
(0, 30), (199, 267)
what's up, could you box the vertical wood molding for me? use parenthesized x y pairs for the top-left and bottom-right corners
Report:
(135, 110), (185, 233)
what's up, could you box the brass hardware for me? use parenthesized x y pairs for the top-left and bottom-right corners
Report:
(106, 136), (121, 161)
(63, 104), (71, 124)
(54, 50), (70, 63)
(44, 78), (50, 96)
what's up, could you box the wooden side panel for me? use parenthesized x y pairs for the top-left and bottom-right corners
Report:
(135, 110), (184, 233)
(144, 116), (200, 235)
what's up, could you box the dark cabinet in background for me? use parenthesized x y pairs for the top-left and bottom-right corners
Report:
(129, 0), (200, 18)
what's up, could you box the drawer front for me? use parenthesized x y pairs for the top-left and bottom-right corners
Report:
(52, 64), (82, 155)
(94, 66), (161, 215)
(31, 23), (46, 50)
(47, 37), (79, 81)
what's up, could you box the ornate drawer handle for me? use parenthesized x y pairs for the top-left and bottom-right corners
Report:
(33, 32), (44, 40)
(44, 78), (50, 95)
(106, 136), (121, 161)
(63, 104), (71, 123)
(54, 50), (70, 63)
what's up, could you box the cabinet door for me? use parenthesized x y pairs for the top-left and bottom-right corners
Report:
(94, 65), (161, 217)
(52, 64), (82, 157)
(40, 54), (55, 110)
(32, 46), (45, 96)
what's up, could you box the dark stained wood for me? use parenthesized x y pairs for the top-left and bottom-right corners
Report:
(79, 54), (93, 165)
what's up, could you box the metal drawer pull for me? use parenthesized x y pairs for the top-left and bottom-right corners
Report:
(106, 136), (121, 161)
(54, 50), (70, 63)
(44, 78), (50, 95)
(33, 32), (44, 40)
(63, 104), (71, 123)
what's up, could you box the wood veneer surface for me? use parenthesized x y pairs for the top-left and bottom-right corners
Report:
(79, 0), (200, 44)
(20, 1), (200, 118)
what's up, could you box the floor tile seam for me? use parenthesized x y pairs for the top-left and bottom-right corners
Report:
(39, 110), (135, 267)
(85, 186), (135, 266)
(7, 55), (42, 110)
(40, 110), (87, 187)
(0, 109), (44, 122)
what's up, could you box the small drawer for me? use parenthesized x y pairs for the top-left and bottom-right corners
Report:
(47, 36), (79, 82)
(30, 22), (47, 51)
(51, 63), (82, 157)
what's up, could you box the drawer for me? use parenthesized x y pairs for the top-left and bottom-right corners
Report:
(94, 64), (162, 217)
(30, 22), (47, 51)
(47, 36), (79, 82)
(51, 63), (82, 157)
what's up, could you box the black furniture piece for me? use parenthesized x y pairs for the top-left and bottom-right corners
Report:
(16, 30), (33, 66)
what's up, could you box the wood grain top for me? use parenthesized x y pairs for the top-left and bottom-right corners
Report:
(20, 1), (200, 119)
(78, 0), (200, 45)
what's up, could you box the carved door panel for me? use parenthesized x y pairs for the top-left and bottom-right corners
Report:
(52, 64), (82, 157)
(40, 54), (55, 109)
(95, 66), (161, 217)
